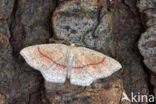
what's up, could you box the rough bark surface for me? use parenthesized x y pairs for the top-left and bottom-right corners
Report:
(0, 0), (155, 104)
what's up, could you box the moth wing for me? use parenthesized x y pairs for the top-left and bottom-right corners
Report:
(20, 44), (68, 83)
(70, 47), (122, 86)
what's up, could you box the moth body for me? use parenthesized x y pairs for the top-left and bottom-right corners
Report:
(20, 43), (122, 86)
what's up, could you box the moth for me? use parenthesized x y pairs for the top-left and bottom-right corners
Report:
(20, 44), (122, 86)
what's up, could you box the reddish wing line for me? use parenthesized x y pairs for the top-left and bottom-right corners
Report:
(37, 47), (66, 69)
(72, 58), (105, 69)
(37, 47), (105, 69)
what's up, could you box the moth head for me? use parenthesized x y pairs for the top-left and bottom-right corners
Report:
(70, 43), (76, 48)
